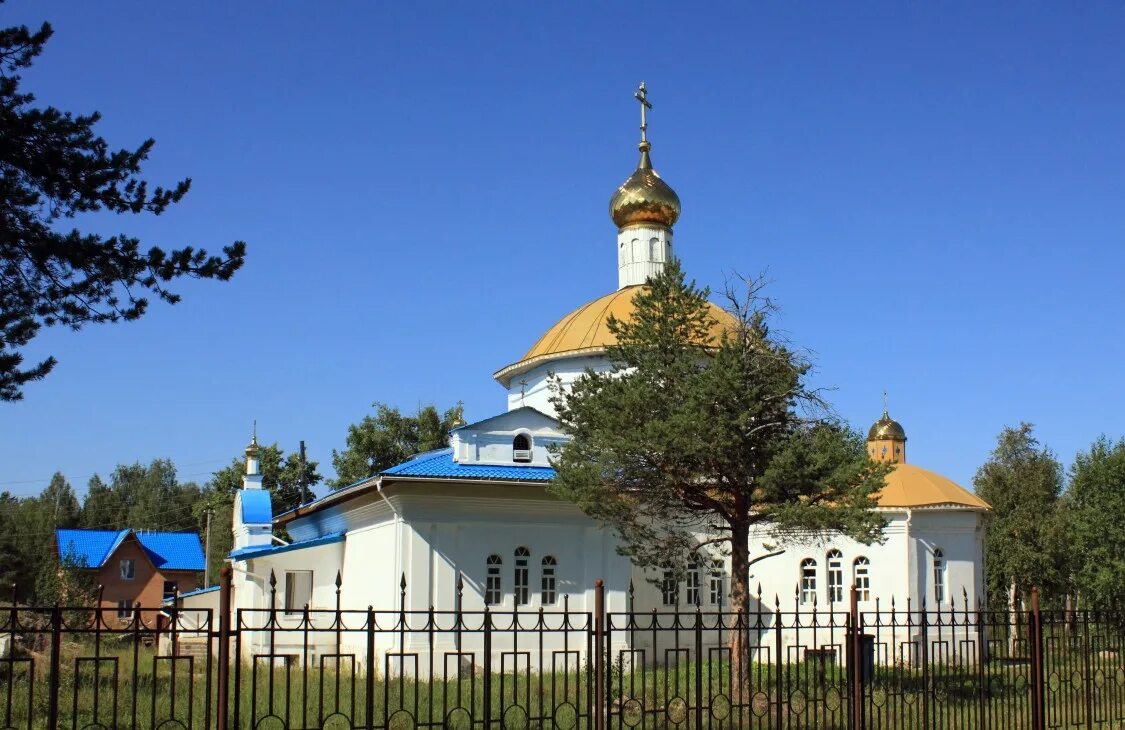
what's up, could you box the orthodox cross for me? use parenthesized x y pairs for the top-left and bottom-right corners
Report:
(882, 390), (888, 414)
(635, 81), (652, 144)
(518, 379), (528, 404)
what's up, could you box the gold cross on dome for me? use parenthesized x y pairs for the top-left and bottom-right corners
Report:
(635, 82), (652, 144)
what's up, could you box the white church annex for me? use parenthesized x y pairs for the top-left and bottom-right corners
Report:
(207, 86), (991, 670)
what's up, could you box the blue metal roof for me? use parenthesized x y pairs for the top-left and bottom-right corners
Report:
(56, 529), (205, 572)
(240, 489), (273, 525)
(229, 532), (345, 560)
(167, 585), (221, 603)
(382, 448), (555, 482)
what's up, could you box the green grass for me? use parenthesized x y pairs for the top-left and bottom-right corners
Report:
(2, 638), (1124, 729)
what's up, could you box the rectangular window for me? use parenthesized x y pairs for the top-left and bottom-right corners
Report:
(800, 560), (817, 605)
(709, 562), (724, 606)
(854, 558), (871, 602)
(541, 557), (557, 605)
(514, 548), (530, 606)
(284, 570), (313, 615)
(933, 550), (946, 604)
(827, 551), (844, 604)
(117, 599), (131, 619)
(119, 559), (135, 580)
(485, 556), (502, 606)
(661, 570), (678, 607)
(686, 563), (701, 607)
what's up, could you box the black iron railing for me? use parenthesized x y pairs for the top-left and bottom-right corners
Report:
(1, 572), (1123, 729)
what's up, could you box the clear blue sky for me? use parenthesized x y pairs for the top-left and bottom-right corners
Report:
(3, 2), (1123, 498)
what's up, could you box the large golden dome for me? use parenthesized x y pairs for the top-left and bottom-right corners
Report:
(875, 463), (990, 510)
(609, 142), (681, 229)
(494, 285), (735, 386)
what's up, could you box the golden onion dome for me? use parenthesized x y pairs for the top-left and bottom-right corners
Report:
(494, 285), (736, 386)
(875, 463), (990, 511)
(609, 142), (681, 229)
(867, 410), (907, 441)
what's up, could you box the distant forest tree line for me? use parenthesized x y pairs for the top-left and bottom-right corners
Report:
(0, 402), (464, 600)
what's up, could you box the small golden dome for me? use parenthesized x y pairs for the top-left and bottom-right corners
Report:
(867, 410), (907, 441)
(609, 142), (681, 229)
(494, 285), (735, 386)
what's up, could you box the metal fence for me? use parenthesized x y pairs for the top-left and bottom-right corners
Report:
(2, 572), (1124, 729)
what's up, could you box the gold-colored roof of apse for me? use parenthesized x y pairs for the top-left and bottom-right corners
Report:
(609, 142), (681, 229)
(867, 410), (907, 441)
(875, 463), (990, 511)
(494, 285), (736, 386)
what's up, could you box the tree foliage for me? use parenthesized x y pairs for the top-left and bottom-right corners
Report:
(0, 18), (245, 401)
(331, 402), (464, 487)
(973, 423), (1066, 607)
(1064, 435), (1125, 609)
(549, 260), (887, 670)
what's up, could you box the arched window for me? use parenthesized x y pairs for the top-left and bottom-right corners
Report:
(800, 559), (817, 604)
(485, 555), (502, 605)
(854, 557), (871, 602)
(686, 558), (702, 607)
(933, 548), (946, 604)
(541, 556), (557, 605)
(661, 568), (677, 606)
(827, 550), (844, 604)
(649, 237), (661, 262)
(512, 434), (532, 463)
(514, 547), (530, 605)
(709, 560), (724, 606)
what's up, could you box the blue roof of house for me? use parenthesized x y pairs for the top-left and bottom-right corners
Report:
(56, 529), (205, 572)
(240, 489), (273, 524)
(228, 532), (345, 560)
(382, 448), (556, 482)
(167, 585), (221, 602)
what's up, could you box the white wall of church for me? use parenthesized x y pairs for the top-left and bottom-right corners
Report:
(505, 356), (612, 416)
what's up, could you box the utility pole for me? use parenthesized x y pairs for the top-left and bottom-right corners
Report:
(299, 440), (308, 505)
(204, 508), (213, 588)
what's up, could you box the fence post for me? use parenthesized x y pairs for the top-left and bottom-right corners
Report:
(694, 602), (704, 730)
(920, 603), (930, 730)
(774, 598), (783, 730)
(1029, 586), (1046, 730)
(849, 585), (862, 730)
(483, 605), (493, 727)
(216, 564), (232, 730)
(46, 604), (62, 730)
(594, 579), (605, 730)
(366, 606), (375, 729)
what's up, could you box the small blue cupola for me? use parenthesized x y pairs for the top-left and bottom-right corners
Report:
(231, 430), (273, 552)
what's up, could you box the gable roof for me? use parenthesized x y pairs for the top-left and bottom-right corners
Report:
(382, 448), (555, 482)
(55, 529), (206, 572)
(228, 531), (345, 560)
(451, 406), (559, 433)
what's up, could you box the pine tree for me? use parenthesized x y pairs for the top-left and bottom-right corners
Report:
(550, 260), (888, 677)
(0, 18), (245, 401)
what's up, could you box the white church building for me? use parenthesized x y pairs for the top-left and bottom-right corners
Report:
(204, 95), (991, 669)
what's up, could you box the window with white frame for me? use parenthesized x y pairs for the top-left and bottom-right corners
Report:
(514, 547), (530, 605)
(284, 570), (313, 614)
(541, 556), (557, 605)
(854, 557), (871, 602)
(827, 550), (844, 604)
(116, 599), (131, 619)
(686, 559), (701, 607)
(800, 559), (817, 604)
(933, 548), (946, 604)
(119, 559), (135, 580)
(709, 560), (724, 606)
(512, 434), (532, 463)
(485, 555), (502, 605)
(661, 569), (678, 606)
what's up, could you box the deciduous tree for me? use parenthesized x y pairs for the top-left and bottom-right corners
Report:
(331, 402), (464, 487)
(1065, 435), (1125, 609)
